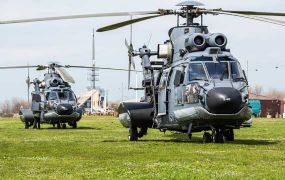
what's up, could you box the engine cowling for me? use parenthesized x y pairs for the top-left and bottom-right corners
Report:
(185, 33), (207, 51)
(50, 78), (62, 87)
(207, 33), (227, 49)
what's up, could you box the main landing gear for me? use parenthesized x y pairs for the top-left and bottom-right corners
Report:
(56, 122), (67, 129)
(128, 126), (148, 141)
(202, 128), (234, 143)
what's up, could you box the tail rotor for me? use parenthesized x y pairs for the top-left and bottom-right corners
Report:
(26, 63), (31, 103)
(125, 16), (136, 89)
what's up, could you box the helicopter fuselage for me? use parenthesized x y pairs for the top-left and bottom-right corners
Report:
(118, 25), (252, 142)
(19, 71), (82, 129)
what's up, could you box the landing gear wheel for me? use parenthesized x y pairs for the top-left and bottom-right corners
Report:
(25, 121), (30, 129)
(62, 123), (67, 129)
(203, 132), (212, 143)
(128, 126), (138, 141)
(56, 123), (61, 129)
(214, 130), (225, 143)
(72, 122), (77, 129)
(224, 129), (234, 141)
(37, 121), (41, 129)
(33, 118), (40, 129)
(138, 127), (148, 138)
(188, 133), (192, 140)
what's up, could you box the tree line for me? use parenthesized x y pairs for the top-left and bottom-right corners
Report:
(0, 98), (29, 117)
(249, 85), (285, 100)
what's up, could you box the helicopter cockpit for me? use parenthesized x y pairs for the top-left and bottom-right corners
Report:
(46, 89), (76, 103)
(188, 58), (245, 82)
(181, 55), (248, 115)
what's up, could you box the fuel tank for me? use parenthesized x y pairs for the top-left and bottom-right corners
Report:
(19, 109), (35, 123)
(118, 102), (154, 128)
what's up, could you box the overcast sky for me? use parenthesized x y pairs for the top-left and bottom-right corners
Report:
(0, 0), (285, 102)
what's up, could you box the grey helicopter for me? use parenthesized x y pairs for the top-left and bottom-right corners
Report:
(95, 1), (285, 143)
(0, 63), (82, 129)
(0, 63), (137, 129)
(0, 1), (285, 141)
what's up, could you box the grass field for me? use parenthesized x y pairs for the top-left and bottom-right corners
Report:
(1, 116), (285, 179)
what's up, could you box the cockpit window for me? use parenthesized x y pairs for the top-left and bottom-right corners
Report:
(188, 63), (207, 81)
(230, 62), (242, 79)
(205, 62), (229, 80)
(58, 91), (75, 101)
(192, 56), (234, 62)
(47, 91), (58, 100)
(46, 90), (75, 101)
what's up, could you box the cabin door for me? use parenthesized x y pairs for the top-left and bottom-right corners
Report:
(158, 68), (171, 116)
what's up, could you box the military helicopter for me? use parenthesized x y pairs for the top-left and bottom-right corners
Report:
(1, 1), (285, 142)
(0, 63), (137, 129)
(96, 1), (285, 143)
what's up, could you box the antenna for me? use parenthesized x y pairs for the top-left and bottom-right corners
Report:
(91, 28), (98, 90)
(89, 29), (99, 114)
(246, 60), (249, 81)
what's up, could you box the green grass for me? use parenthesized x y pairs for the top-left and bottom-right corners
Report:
(1, 117), (285, 179)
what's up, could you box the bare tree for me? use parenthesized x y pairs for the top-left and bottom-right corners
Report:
(266, 89), (285, 100)
(109, 100), (120, 112)
(0, 98), (30, 116)
(0, 100), (11, 115)
(250, 85), (264, 96)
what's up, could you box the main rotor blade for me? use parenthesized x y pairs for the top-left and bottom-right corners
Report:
(0, 65), (142, 72)
(55, 67), (75, 84)
(220, 10), (285, 17)
(97, 15), (164, 32)
(0, 11), (160, 25)
(131, 57), (136, 70)
(66, 65), (142, 72)
(203, 10), (285, 27)
(0, 65), (39, 69)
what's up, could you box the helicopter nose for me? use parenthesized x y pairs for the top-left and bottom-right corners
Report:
(57, 104), (73, 115)
(206, 87), (242, 114)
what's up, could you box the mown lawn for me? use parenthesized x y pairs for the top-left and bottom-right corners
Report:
(0, 116), (285, 179)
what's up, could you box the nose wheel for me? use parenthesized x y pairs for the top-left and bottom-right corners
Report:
(56, 122), (67, 129)
(203, 128), (234, 143)
(203, 132), (213, 143)
(213, 130), (225, 143)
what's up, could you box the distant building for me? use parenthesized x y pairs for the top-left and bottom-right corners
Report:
(77, 89), (107, 114)
(249, 93), (285, 118)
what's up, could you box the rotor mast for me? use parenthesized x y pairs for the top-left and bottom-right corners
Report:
(176, 1), (204, 26)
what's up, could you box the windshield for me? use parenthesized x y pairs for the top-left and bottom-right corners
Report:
(47, 91), (57, 101)
(205, 62), (229, 80)
(188, 63), (207, 81)
(46, 90), (75, 101)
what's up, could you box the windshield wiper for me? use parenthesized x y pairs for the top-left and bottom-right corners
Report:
(220, 72), (228, 81)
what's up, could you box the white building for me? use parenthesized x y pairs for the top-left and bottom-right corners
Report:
(77, 89), (107, 114)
